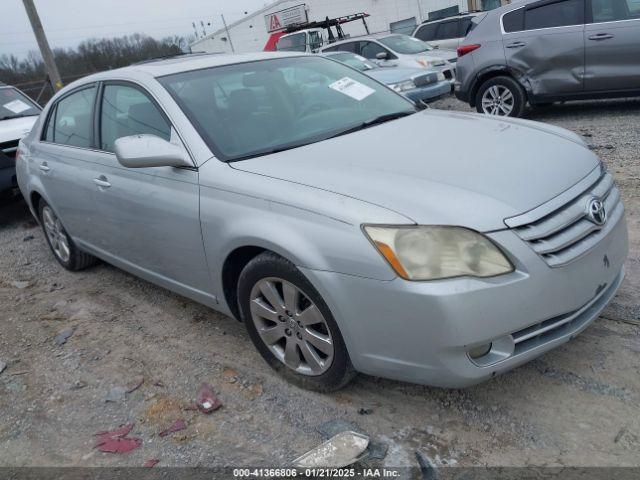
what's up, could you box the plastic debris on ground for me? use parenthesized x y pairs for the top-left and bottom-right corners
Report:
(55, 328), (74, 346)
(144, 459), (160, 468)
(196, 382), (222, 413)
(317, 419), (388, 461)
(127, 376), (144, 393)
(159, 419), (186, 437)
(94, 423), (142, 454)
(0, 361), (6, 375)
(293, 431), (370, 468)
(104, 386), (127, 403)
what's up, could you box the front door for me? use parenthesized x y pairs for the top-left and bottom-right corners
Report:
(502, 0), (586, 97)
(88, 82), (212, 301)
(585, 0), (640, 91)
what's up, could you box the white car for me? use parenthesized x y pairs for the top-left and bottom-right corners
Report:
(320, 34), (457, 85)
(412, 13), (484, 50)
(1, 82), (41, 197)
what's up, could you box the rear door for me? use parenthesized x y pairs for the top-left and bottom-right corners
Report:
(502, 0), (586, 97)
(88, 81), (212, 298)
(35, 85), (99, 241)
(584, 0), (640, 91)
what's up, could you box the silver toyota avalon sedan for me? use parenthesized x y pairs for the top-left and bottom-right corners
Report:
(16, 52), (628, 391)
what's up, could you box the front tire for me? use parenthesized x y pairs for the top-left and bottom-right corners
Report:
(238, 252), (355, 392)
(38, 199), (97, 271)
(476, 76), (526, 117)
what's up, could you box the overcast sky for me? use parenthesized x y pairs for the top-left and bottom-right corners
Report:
(1, 0), (269, 58)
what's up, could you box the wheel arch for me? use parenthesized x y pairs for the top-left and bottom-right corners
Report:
(469, 66), (527, 107)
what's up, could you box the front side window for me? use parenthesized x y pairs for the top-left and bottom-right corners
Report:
(0, 87), (41, 120)
(378, 35), (434, 54)
(100, 84), (170, 153)
(415, 23), (438, 41)
(47, 86), (96, 148)
(159, 56), (415, 162)
(525, 0), (585, 30)
(276, 33), (307, 52)
(591, 0), (640, 22)
(360, 41), (390, 59)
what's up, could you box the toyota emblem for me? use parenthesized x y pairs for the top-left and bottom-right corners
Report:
(587, 198), (607, 226)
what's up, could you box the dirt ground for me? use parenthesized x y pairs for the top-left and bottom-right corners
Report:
(1, 97), (639, 471)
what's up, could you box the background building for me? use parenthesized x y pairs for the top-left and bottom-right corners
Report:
(190, 0), (510, 54)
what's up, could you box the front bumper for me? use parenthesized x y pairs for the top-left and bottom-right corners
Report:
(300, 212), (628, 388)
(405, 81), (452, 104)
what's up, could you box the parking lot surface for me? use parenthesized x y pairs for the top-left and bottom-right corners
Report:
(1, 97), (639, 469)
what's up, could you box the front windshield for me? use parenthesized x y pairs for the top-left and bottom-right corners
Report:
(327, 53), (376, 72)
(0, 87), (41, 120)
(160, 56), (415, 162)
(378, 35), (433, 54)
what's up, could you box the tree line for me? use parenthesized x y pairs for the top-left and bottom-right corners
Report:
(0, 34), (191, 103)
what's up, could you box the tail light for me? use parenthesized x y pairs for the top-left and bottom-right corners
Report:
(457, 44), (481, 57)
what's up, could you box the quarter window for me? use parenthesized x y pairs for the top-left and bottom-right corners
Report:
(100, 84), (170, 153)
(591, 0), (640, 22)
(46, 86), (96, 148)
(503, 9), (525, 32)
(525, 0), (585, 30)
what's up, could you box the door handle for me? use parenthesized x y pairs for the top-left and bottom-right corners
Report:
(93, 177), (111, 188)
(506, 42), (526, 48)
(588, 33), (614, 41)
(39, 162), (50, 172)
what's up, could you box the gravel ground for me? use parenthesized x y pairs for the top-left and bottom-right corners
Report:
(1, 96), (639, 471)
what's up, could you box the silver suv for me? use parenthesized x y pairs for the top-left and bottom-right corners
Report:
(455, 0), (640, 117)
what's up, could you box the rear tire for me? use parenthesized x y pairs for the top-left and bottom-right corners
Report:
(475, 76), (526, 118)
(238, 251), (356, 392)
(38, 198), (97, 271)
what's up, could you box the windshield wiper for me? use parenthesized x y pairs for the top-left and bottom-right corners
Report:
(229, 110), (416, 162)
(324, 110), (416, 140)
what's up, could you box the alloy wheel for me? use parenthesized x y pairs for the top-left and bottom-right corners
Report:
(42, 206), (71, 263)
(481, 85), (515, 116)
(249, 277), (334, 376)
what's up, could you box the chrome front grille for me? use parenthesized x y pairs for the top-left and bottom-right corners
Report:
(512, 172), (624, 267)
(413, 73), (437, 87)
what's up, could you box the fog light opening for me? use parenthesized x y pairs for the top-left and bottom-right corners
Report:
(468, 343), (493, 360)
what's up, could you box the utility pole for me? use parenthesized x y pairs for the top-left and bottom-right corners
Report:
(22, 0), (63, 92)
(221, 14), (235, 53)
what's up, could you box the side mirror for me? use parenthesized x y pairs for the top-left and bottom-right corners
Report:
(376, 52), (388, 60)
(114, 135), (192, 169)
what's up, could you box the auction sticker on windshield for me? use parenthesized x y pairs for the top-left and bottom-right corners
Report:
(3, 99), (31, 114)
(329, 77), (375, 101)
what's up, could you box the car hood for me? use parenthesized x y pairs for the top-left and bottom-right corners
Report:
(231, 109), (600, 232)
(366, 67), (437, 84)
(0, 116), (38, 144)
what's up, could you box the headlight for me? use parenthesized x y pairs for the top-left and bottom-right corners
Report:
(389, 80), (415, 93)
(363, 225), (514, 281)
(437, 72), (446, 82)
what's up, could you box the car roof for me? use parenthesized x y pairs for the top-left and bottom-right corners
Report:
(75, 51), (307, 83)
(419, 11), (484, 24)
(320, 33), (406, 50)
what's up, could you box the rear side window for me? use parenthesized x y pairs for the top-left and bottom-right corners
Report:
(360, 41), (389, 59)
(525, 0), (585, 29)
(45, 86), (96, 148)
(100, 84), (170, 153)
(415, 23), (438, 41)
(591, 0), (640, 22)
(436, 20), (459, 40)
(503, 9), (525, 32)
